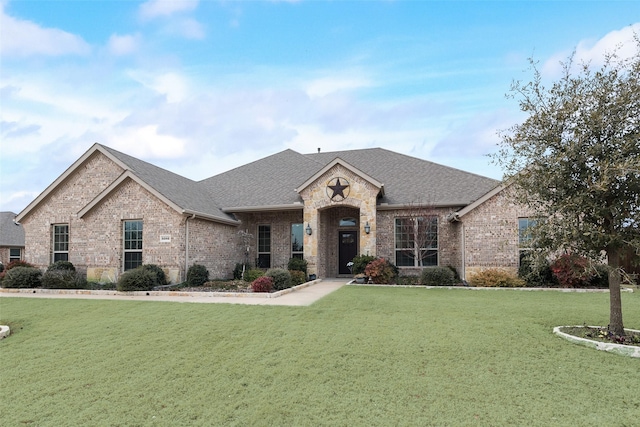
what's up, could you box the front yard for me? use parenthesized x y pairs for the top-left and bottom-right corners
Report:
(1, 287), (638, 426)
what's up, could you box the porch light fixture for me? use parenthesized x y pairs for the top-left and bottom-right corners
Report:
(364, 221), (371, 234)
(305, 223), (312, 235)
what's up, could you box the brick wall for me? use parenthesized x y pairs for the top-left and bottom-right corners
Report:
(376, 207), (461, 276)
(461, 187), (532, 277)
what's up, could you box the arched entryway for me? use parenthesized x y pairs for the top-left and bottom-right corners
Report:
(317, 206), (361, 277)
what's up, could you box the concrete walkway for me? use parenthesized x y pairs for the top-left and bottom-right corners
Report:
(0, 278), (349, 306)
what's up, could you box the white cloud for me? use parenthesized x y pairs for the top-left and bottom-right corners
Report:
(306, 76), (372, 98)
(139, 0), (199, 20)
(128, 70), (190, 103)
(107, 33), (140, 56)
(0, 4), (90, 57)
(107, 125), (187, 159)
(543, 23), (640, 76)
(166, 17), (205, 40)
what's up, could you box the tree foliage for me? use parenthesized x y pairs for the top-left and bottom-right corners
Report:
(494, 40), (640, 335)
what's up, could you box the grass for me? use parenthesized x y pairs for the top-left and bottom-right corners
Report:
(1, 287), (639, 426)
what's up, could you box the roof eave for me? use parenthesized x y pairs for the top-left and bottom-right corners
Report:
(222, 203), (305, 213)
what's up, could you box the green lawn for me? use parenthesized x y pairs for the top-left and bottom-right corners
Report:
(1, 287), (639, 426)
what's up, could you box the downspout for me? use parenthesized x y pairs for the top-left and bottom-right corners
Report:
(460, 223), (466, 281)
(185, 213), (196, 281)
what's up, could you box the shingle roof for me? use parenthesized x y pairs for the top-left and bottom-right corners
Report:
(199, 149), (323, 207)
(99, 145), (234, 222)
(304, 148), (499, 206)
(201, 148), (499, 209)
(0, 212), (25, 247)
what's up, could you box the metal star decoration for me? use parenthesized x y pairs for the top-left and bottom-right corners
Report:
(327, 177), (350, 201)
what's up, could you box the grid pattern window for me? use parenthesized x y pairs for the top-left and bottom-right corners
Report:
(52, 224), (69, 262)
(291, 223), (303, 259)
(518, 218), (537, 266)
(395, 217), (438, 267)
(9, 248), (21, 262)
(257, 225), (271, 268)
(123, 220), (143, 271)
(518, 218), (536, 247)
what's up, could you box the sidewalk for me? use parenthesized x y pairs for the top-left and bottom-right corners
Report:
(0, 278), (349, 306)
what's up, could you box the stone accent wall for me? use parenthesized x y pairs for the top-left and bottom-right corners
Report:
(234, 211), (304, 270)
(298, 164), (380, 276)
(376, 207), (460, 276)
(461, 187), (532, 278)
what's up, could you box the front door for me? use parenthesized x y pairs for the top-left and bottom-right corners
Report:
(338, 231), (358, 275)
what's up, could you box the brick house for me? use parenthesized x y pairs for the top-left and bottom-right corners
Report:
(16, 143), (534, 283)
(0, 211), (25, 269)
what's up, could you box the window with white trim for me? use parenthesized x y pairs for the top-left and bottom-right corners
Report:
(291, 223), (303, 260)
(518, 217), (537, 265)
(123, 220), (143, 271)
(395, 217), (438, 267)
(257, 225), (271, 268)
(52, 224), (69, 262)
(9, 248), (21, 262)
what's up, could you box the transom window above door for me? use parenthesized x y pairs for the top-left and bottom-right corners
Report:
(339, 217), (357, 227)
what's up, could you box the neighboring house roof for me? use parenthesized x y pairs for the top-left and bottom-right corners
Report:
(0, 212), (25, 247)
(18, 144), (502, 223)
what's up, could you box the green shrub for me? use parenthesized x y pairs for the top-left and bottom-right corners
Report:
(2, 266), (42, 288)
(251, 276), (273, 293)
(41, 270), (87, 289)
(287, 258), (308, 274)
(266, 268), (292, 291)
(420, 267), (456, 286)
(351, 254), (375, 275)
(47, 260), (76, 272)
(233, 263), (244, 280)
(5, 260), (35, 271)
(518, 254), (557, 287)
(243, 268), (264, 283)
(289, 270), (306, 286)
(468, 268), (525, 287)
(117, 268), (157, 292)
(396, 275), (420, 286)
(141, 264), (168, 286)
(186, 264), (209, 287)
(364, 258), (398, 284)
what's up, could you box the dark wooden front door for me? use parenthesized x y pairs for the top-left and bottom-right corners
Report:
(338, 231), (358, 275)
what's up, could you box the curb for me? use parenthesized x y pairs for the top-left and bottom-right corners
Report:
(553, 326), (640, 358)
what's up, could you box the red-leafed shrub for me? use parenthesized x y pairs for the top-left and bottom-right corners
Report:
(251, 276), (274, 293)
(550, 254), (592, 288)
(364, 258), (398, 284)
(5, 260), (35, 271)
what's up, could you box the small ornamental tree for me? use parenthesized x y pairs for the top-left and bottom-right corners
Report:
(494, 40), (640, 335)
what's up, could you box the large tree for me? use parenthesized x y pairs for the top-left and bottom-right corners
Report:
(494, 41), (640, 335)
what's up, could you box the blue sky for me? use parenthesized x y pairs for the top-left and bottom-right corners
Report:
(1, 0), (639, 214)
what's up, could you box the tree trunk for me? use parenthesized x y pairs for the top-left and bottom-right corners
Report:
(607, 248), (625, 336)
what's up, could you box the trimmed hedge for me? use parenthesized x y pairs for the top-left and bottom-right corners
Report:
(186, 264), (209, 287)
(243, 268), (264, 283)
(351, 255), (375, 275)
(47, 260), (76, 272)
(117, 267), (157, 292)
(266, 268), (292, 291)
(289, 270), (306, 286)
(251, 276), (273, 293)
(420, 267), (456, 286)
(287, 258), (308, 274)
(2, 266), (42, 288)
(41, 270), (87, 289)
(468, 268), (525, 287)
(141, 264), (168, 286)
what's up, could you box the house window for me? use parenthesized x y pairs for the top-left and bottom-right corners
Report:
(52, 224), (69, 262)
(257, 225), (271, 268)
(9, 248), (21, 262)
(518, 217), (537, 265)
(123, 220), (143, 271)
(339, 217), (357, 227)
(395, 217), (438, 267)
(291, 223), (303, 259)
